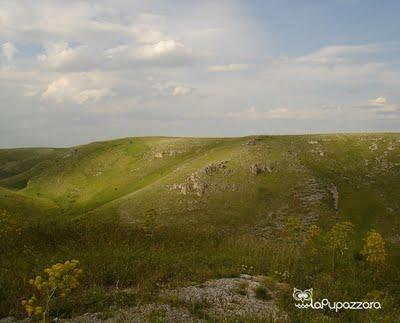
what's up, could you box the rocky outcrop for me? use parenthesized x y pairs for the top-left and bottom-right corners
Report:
(202, 160), (229, 174)
(154, 150), (184, 159)
(171, 161), (229, 197)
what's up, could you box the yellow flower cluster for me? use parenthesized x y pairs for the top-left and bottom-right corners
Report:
(0, 209), (21, 239)
(21, 296), (42, 317)
(362, 229), (387, 267)
(21, 260), (83, 319)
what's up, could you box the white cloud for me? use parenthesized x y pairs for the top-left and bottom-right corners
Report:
(135, 39), (189, 59)
(368, 96), (387, 106)
(0, 2), (132, 42)
(37, 42), (91, 69)
(172, 85), (193, 96)
(363, 96), (398, 115)
(208, 64), (248, 72)
(41, 77), (71, 103)
(296, 44), (383, 65)
(1, 41), (18, 61)
(41, 74), (112, 104)
(105, 39), (194, 67)
(74, 88), (112, 104)
(226, 106), (308, 120)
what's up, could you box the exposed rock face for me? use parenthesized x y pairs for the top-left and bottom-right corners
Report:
(172, 183), (190, 195)
(172, 161), (229, 197)
(154, 150), (184, 159)
(250, 163), (272, 175)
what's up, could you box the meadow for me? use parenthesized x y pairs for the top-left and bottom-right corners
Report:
(1, 134), (399, 322)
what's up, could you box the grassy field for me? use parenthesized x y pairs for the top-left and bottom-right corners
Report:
(1, 134), (400, 322)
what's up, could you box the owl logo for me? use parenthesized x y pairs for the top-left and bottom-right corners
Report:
(293, 288), (313, 308)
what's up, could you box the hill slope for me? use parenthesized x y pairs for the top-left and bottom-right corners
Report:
(2, 134), (398, 239)
(1, 133), (400, 321)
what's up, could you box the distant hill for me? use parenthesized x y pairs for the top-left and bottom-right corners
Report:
(1, 134), (399, 239)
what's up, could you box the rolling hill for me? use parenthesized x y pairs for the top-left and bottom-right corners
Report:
(1, 134), (399, 321)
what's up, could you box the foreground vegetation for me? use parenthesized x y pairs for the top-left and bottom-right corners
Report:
(1, 134), (399, 321)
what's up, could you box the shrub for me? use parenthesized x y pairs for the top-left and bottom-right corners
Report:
(22, 260), (83, 321)
(255, 286), (272, 300)
(361, 230), (387, 269)
(0, 209), (21, 239)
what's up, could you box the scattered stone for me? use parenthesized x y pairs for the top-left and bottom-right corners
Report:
(203, 160), (229, 174)
(0, 318), (29, 323)
(240, 274), (252, 280)
(250, 163), (272, 175)
(310, 147), (325, 156)
(369, 143), (378, 151)
(162, 275), (288, 322)
(53, 276), (288, 322)
(172, 183), (190, 195)
(308, 140), (318, 145)
(56, 304), (196, 323)
(245, 138), (259, 145)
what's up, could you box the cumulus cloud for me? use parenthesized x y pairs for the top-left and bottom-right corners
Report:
(105, 39), (194, 67)
(1, 41), (18, 61)
(135, 40), (191, 60)
(41, 74), (112, 104)
(208, 64), (248, 72)
(37, 42), (93, 69)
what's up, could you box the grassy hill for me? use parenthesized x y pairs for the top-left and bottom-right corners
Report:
(1, 134), (400, 321)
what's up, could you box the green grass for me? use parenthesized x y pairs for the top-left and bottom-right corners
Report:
(1, 133), (400, 321)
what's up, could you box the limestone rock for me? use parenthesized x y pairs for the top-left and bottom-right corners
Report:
(250, 163), (272, 175)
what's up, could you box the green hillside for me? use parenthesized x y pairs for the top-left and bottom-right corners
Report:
(1, 134), (400, 322)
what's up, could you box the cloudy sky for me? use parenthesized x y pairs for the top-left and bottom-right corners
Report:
(1, 0), (399, 147)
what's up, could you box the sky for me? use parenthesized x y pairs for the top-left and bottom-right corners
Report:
(0, 0), (399, 147)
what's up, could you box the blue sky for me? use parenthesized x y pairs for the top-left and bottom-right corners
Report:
(0, 0), (399, 147)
